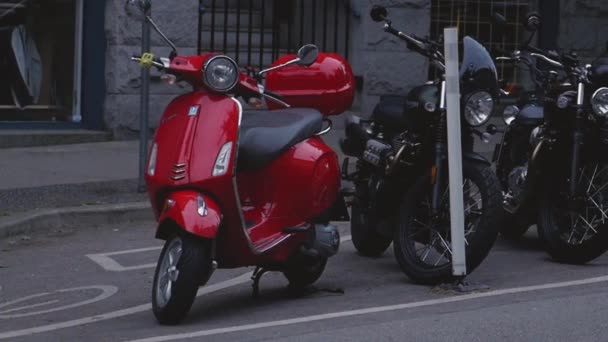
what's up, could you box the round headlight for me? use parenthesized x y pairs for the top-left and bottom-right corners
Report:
(203, 56), (238, 92)
(464, 91), (494, 127)
(591, 87), (608, 117)
(502, 105), (519, 125)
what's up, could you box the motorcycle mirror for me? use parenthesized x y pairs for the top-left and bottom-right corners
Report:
(525, 12), (541, 32)
(370, 5), (388, 22)
(296, 44), (319, 67)
(491, 12), (507, 36)
(124, 0), (151, 21)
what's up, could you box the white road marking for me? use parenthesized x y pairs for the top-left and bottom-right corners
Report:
(86, 246), (162, 272)
(127, 274), (608, 342)
(0, 235), (353, 340)
(0, 286), (118, 319)
(0, 300), (60, 314)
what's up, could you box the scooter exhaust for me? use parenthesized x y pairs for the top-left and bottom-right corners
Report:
(312, 223), (340, 257)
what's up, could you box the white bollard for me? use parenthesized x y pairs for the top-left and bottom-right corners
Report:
(444, 27), (466, 277)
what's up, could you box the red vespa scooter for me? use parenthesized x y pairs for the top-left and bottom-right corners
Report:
(125, 1), (355, 325)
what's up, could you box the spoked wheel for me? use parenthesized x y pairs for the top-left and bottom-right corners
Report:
(152, 235), (211, 325)
(393, 161), (501, 285)
(539, 162), (608, 264)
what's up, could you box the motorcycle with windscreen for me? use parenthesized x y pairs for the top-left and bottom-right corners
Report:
(340, 6), (501, 284)
(491, 13), (608, 263)
(125, 0), (355, 325)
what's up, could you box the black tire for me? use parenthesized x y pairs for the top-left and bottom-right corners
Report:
(393, 161), (501, 285)
(152, 235), (211, 325)
(283, 257), (328, 289)
(499, 211), (531, 240)
(350, 202), (392, 257)
(538, 162), (608, 264)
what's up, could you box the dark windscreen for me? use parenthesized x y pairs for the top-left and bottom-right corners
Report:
(460, 36), (498, 96)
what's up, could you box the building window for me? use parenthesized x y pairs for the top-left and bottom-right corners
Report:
(0, 0), (81, 123)
(430, 0), (535, 86)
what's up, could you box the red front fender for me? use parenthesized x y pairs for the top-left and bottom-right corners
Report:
(157, 191), (222, 239)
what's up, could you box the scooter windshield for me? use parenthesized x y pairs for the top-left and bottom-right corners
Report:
(460, 36), (498, 96)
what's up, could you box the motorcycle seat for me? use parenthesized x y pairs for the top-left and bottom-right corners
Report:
(238, 108), (323, 172)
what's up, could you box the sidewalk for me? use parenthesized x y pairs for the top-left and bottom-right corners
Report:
(0, 129), (347, 215)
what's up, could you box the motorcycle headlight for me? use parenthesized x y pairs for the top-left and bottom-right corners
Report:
(203, 56), (239, 92)
(591, 87), (608, 117)
(464, 91), (494, 127)
(502, 105), (519, 125)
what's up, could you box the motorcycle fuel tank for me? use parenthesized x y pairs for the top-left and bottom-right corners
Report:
(265, 53), (355, 116)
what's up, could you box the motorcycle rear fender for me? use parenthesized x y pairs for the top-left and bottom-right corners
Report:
(156, 191), (222, 240)
(463, 151), (491, 166)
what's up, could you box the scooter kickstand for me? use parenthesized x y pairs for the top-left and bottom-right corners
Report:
(251, 266), (269, 298)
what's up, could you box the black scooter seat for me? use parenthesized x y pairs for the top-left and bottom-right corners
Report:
(238, 108), (323, 172)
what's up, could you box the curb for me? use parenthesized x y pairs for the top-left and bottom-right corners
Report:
(0, 202), (153, 240)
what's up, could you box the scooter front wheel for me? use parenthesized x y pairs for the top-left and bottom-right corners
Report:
(152, 234), (211, 325)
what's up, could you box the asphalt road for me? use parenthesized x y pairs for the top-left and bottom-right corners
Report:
(1, 221), (608, 342)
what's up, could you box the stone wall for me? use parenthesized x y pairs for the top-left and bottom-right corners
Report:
(104, 0), (199, 138)
(349, 0), (431, 116)
(102, 0), (431, 135)
(559, 0), (608, 62)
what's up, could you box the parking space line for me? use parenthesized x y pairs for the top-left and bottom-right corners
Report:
(0, 235), (352, 340)
(86, 247), (162, 272)
(127, 274), (608, 342)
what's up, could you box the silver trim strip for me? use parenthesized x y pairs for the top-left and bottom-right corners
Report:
(229, 97), (262, 255)
(315, 119), (333, 136)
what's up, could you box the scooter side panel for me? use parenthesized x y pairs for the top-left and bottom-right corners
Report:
(237, 137), (341, 246)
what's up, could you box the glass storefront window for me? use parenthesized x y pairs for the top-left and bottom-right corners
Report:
(0, 0), (78, 122)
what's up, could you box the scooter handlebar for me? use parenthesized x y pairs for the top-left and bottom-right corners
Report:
(131, 54), (168, 69)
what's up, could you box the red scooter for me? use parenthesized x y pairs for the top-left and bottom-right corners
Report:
(125, 1), (355, 325)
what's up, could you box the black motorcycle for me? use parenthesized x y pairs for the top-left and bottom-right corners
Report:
(493, 14), (608, 263)
(340, 6), (501, 284)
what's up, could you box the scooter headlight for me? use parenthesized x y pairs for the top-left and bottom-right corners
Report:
(591, 87), (608, 118)
(203, 56), (239, 93)
(464, 91), (494, 127)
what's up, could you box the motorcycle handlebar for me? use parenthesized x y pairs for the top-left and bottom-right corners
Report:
(383, 23), (432, 59)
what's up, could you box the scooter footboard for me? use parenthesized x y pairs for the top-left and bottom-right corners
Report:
(156, 191), (222, 240)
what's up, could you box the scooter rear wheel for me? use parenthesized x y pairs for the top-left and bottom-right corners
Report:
(283, 257), (327, 289)
(152, 234), (211, 325)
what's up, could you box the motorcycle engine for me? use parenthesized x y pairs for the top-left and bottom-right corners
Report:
(362, 139), (392, 166)
(508, 164), (528, 201)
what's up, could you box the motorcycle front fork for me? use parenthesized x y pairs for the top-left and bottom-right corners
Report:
(431, 142), (447, 217)
(569, 82), (586, 198)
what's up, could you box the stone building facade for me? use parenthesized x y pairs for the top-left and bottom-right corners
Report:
(101, 0), (607, 137)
